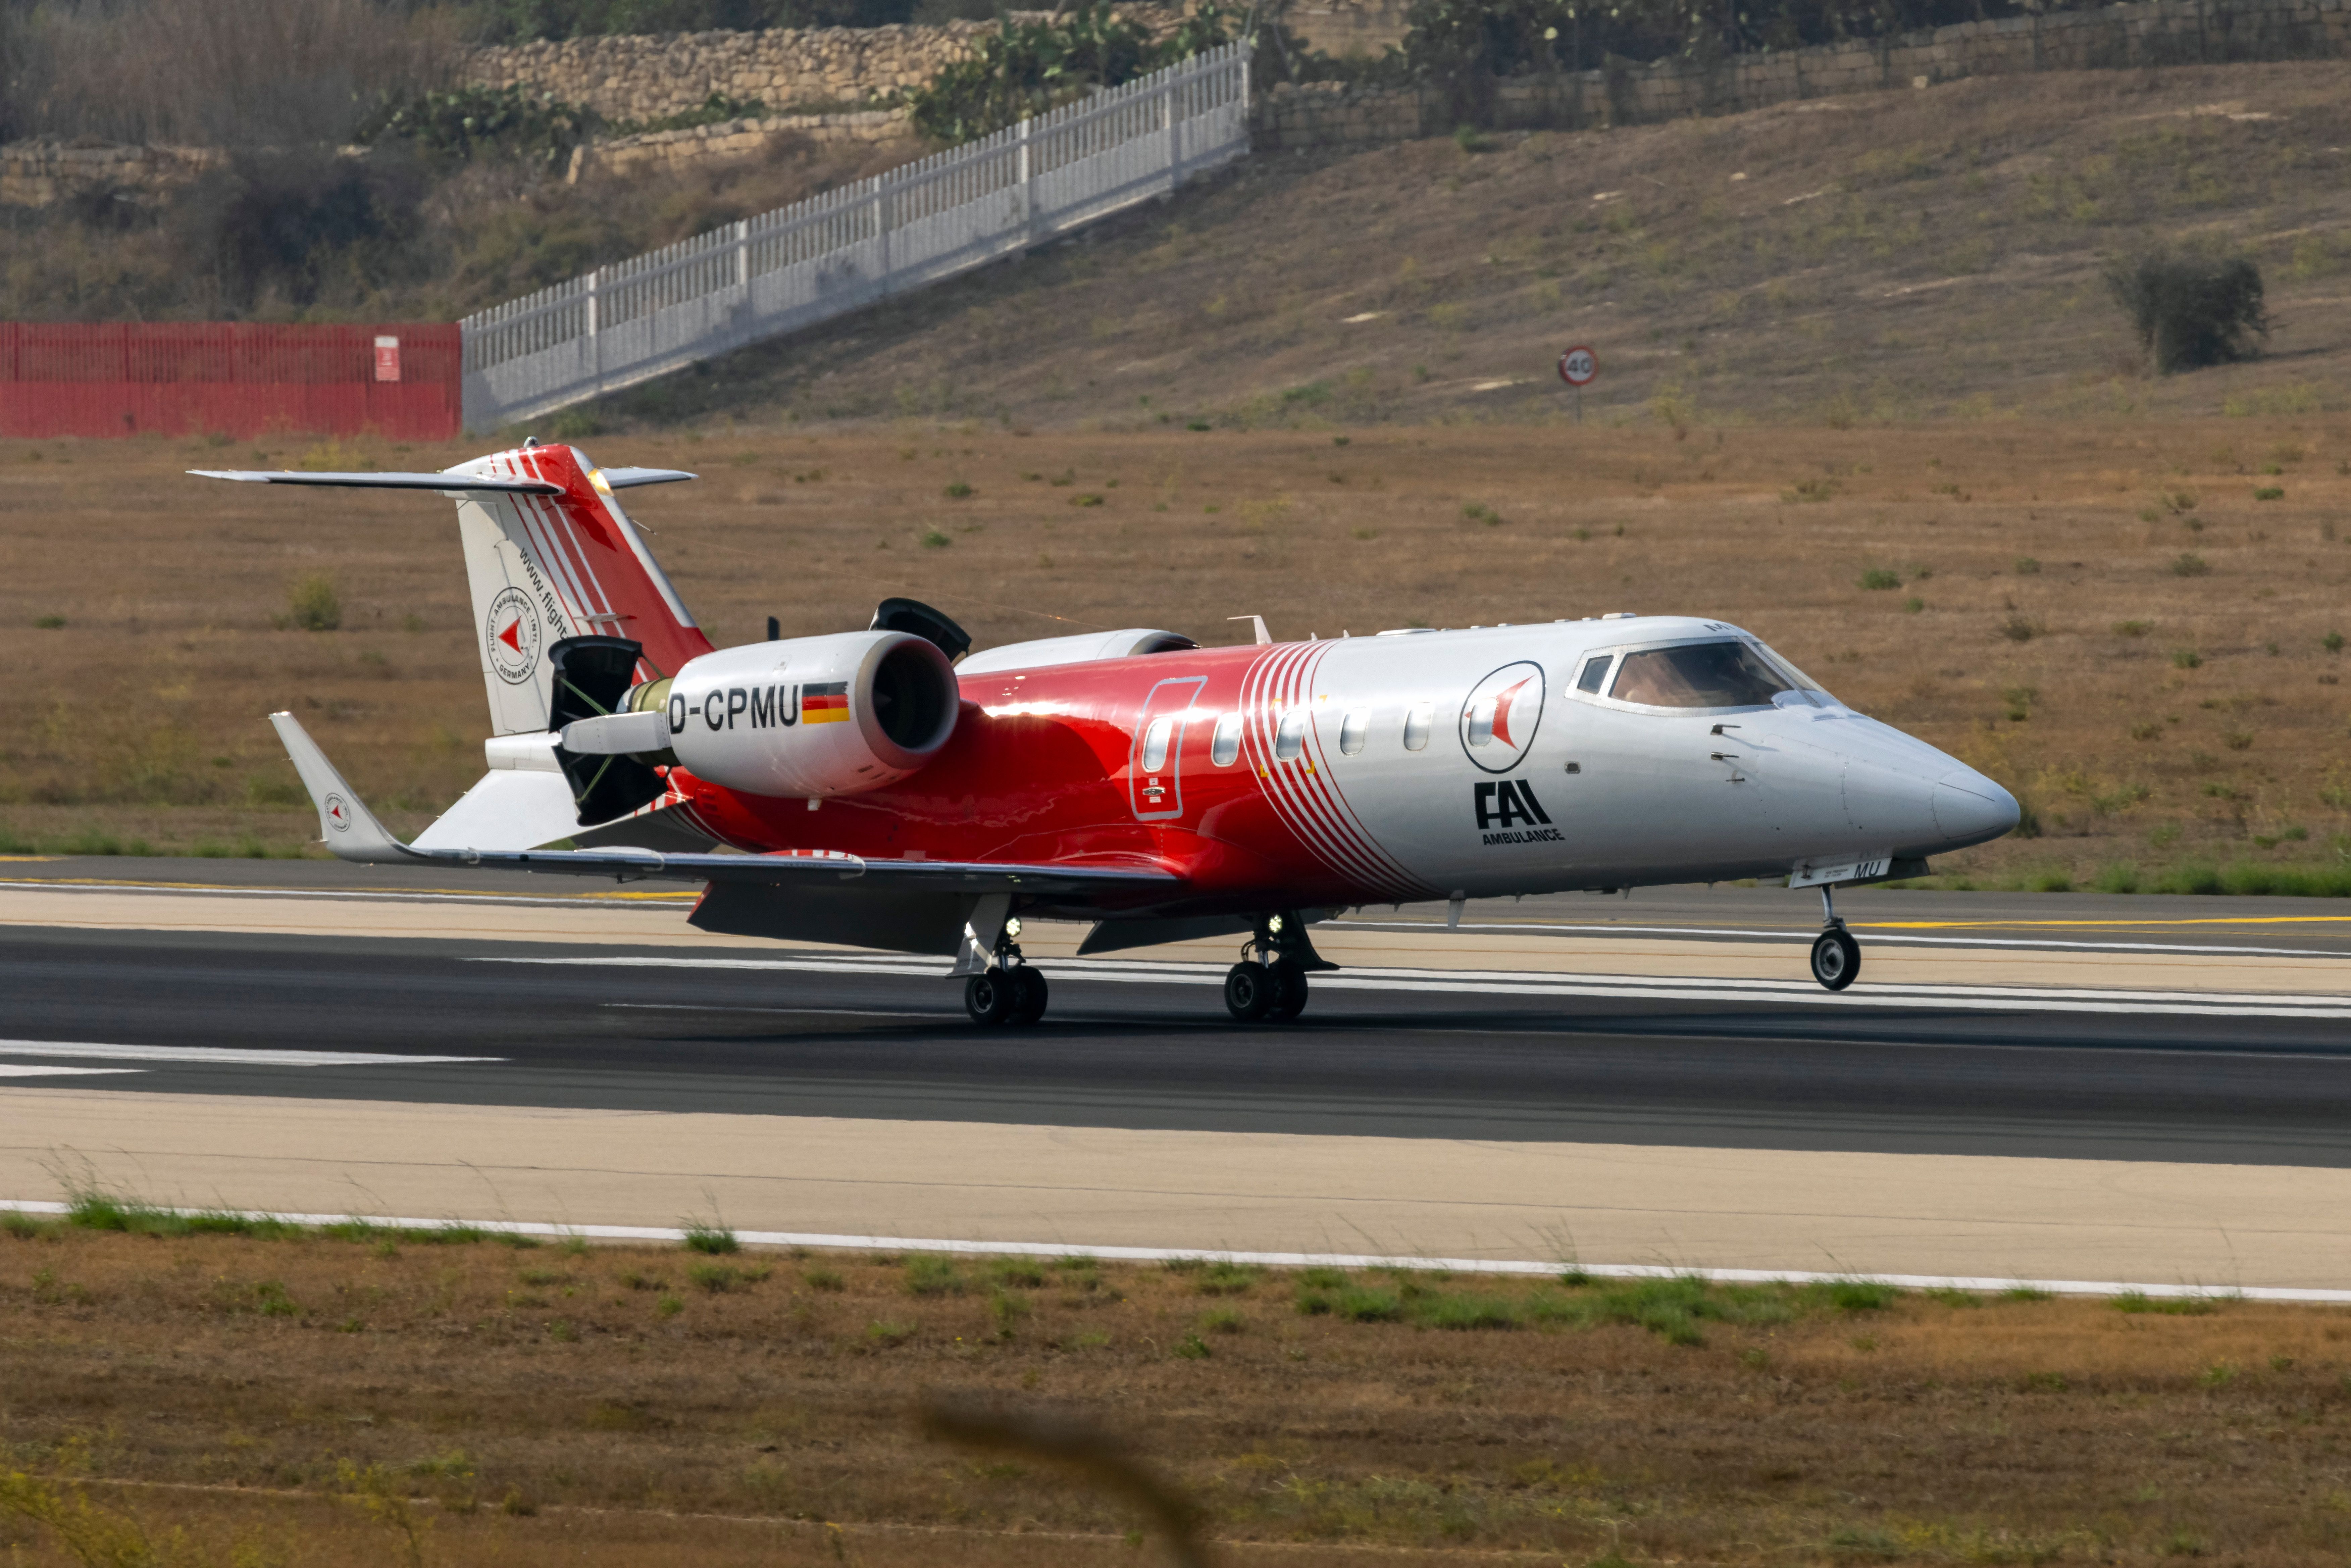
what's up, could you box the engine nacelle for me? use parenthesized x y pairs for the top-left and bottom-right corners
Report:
(665, 630), (959, 798)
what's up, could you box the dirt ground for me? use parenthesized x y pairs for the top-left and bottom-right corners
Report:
(3, 418), (2346, 884)
(5, 1219), (2351, 1566)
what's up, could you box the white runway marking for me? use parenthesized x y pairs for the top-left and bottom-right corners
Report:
(1348, 919), (2351, 960)
(0, 1064), (141, 1078)
(483, 954), (2351, 1020)
(602, 1003), (953, 1020)
(0, 1198), (2326, 1303)
(0, 879), (689, 909)
(0, 1041), (502, 1067)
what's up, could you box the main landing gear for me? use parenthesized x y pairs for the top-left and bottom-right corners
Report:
(965, 916), (1049, 1026)
(1224, 911), (1333, 1024)
(1808, 883), (1861, 992)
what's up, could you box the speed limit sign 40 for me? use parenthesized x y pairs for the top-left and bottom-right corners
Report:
(1558, 346), (1598, 386)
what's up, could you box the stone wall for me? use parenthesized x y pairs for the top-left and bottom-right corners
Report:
(1255, 0), (2351, 150)
(463, 22), (996, 118)
(10, 0), (2343, 210)
(0, 138), (223, 209)
(565, 108), (914, 182)
(460, 2), (1405, 121)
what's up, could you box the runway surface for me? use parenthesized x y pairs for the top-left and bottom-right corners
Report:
(4, 856), (2350, 1286)
(3, 918), (2351, 1163)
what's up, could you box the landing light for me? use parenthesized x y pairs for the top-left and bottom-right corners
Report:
(1005, 917), (1023, 939)
(1267, 914), (1285, 934)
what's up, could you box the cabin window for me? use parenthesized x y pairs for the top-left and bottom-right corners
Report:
(1140, 716), (1173, 772)
(1576, 655), (1614, 694)
(1402, 702), (1433, 752)
(1338, 708), (1370, 756)
(1274, 708), (1309, 761)
(1611, 640), (1796, 709)
(1210, 711), (1242, 766)
(1466, 698), (1497, 747)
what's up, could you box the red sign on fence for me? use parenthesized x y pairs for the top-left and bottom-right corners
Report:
(0, 322), (458, 441)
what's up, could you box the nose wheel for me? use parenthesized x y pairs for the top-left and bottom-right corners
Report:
(1809, 927), (1860, 990)
(1808, 884), (1861, 992)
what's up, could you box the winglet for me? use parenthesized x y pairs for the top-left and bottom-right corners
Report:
(268, 712), (422, 864)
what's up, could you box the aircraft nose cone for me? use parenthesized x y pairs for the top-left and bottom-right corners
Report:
(1932, 770), (2020, 847)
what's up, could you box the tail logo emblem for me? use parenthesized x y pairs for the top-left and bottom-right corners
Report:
(484, 587), (542, 686)
(323, 793), (352, 832)
(1460, 661), (1546, 774)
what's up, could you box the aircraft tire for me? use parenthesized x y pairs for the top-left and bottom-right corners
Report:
(1010, 966), (1049, 1025)
(965, 971), (1016, 1025)
(1223, 961), (1277, 1022)
(1809, 928), (1861, 992)
(1268, 964), (1309, 1022)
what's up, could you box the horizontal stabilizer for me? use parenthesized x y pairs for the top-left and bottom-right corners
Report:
(192, 469), (561, 495)
(600, 467), (698, 489)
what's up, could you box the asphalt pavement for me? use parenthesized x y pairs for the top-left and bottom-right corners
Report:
(5, 899), (2350, 1167)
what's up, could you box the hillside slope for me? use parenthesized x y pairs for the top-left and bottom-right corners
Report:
(579, 59), (2351, 433)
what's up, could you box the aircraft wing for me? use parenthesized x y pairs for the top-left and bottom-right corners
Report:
(269, 712), (1176, 897)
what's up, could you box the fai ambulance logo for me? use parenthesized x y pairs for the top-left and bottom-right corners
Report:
(322, 792), (353, 833)
(484, 587), (541, 686)
(1458, 660), (1545, 774)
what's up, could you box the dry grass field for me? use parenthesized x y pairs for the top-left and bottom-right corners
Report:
(3, 417), (2347, 886)
(6, 1209), (2351, 1566)
(579, 61), (2351, 435)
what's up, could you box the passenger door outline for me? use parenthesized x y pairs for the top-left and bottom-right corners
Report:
(1128, 676), (1207, 822)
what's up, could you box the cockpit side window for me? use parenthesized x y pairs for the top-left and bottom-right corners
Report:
(1610, 641), (1796, 709)
(1575, 655), (1614, 694)
(1753, 645), (1829, 705)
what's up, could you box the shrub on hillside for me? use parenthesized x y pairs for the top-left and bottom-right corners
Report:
(358, 86), (601, 171)
(3, 0), (442, 147)
(172, 150), (432, 311)
(2105, 251), (2270, 373)
(909, 2), (1195, 145)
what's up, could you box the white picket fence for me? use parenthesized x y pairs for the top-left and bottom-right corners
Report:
(460, 43), (1251, 431)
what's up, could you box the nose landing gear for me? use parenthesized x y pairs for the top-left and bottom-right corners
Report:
(1808, 883), (1861, 992)
(1224, 912), (1334, 1023)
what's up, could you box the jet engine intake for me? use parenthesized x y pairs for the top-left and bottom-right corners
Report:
(665, 630), (959, 798)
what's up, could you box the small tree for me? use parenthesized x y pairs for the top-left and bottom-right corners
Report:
(2106, 251), (2270, 374)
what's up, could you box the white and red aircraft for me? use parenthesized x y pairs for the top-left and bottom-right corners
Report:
(197, 441), (2017, 1024)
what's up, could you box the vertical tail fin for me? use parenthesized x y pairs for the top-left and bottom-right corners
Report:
(444, 443), (715, 735)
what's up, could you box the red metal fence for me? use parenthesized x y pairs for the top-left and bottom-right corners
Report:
(0, 322), (460, 441)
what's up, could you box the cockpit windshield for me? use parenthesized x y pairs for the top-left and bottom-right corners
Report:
(1611, 640), (1817, 709)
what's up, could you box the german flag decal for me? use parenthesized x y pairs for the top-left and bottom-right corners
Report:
(802, 681), (850, 724)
